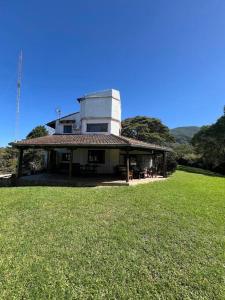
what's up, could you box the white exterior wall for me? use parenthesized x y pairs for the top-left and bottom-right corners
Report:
(55, 113), (81, 134)
(109, 120), (121, 136)
(80, 98), (112, 118)
(111, 97), (121, 122)
(79, 89), (121, 135)
(53, 89), (121, 136)
(55, 148), (120, 174)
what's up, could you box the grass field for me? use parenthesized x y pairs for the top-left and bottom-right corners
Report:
(0, 170), (224, 299)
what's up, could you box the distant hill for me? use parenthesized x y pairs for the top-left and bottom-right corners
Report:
(170, 126), (200, 144)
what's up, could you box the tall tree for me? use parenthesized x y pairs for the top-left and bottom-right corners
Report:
(121, 116), (174, 145)
(192, 115), (225, 172)
(121, 116), (176, 173)
(26, 125), (48, 139)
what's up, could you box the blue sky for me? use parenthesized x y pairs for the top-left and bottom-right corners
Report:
(1, 0), (225, 146)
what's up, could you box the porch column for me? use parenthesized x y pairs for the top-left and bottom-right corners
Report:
(126, 151), (130, 183)
(69, 148), (74, 178)
(16, 148), (23, 178)
(163, 151), (167, 178)
(46, 149), (51, 173)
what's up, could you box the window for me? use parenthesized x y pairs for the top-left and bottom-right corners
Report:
(63, 125), (72, 133)
(62, 153), (71, 161)
(88, 150), (105, 164)
(86, 123), (108, 132)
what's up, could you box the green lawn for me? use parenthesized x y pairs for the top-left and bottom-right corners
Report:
(0, 171), (224, 299)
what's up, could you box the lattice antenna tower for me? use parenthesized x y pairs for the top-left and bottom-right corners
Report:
(15, 50), (23, 141)
(55, 107), (61, 119)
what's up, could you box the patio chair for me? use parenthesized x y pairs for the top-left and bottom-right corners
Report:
(129, 170), (133, 180)
(139, 168), (148, 179)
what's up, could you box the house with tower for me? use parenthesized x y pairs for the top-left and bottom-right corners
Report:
(12, 89), (170, 185)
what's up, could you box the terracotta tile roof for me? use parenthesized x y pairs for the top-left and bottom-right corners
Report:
(11, 134), (171, 151)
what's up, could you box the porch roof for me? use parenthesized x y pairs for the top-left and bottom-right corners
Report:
(11, 134), (171, 152)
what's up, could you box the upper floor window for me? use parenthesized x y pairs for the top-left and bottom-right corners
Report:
(63, 125), (72, 133)
(86, 123), (108, 133)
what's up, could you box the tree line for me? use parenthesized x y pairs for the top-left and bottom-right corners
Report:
(121, 111), (225, 175)
(178, 110), (225, 174)
(1, 111), (224, 175)
(0, 126), (48, 174)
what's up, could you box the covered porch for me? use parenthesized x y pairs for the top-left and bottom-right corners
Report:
(12, 134), (171, 186)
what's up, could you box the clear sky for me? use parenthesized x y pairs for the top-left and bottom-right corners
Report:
(1, 0), (225, 146)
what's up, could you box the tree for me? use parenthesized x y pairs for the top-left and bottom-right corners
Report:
(26, 125), (48, 139)
(121, 116), (175, 145)
(0, 147), (18, 174)
(121, 116), (176, 173)
(165, 152), (177, 174)
(192, 115), (225, 173)
(23, 125), (49, 173)
(172, 143), (199, 166)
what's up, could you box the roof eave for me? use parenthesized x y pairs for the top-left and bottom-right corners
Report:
(11, 143), (129, 149)
(46, 111), (80, 128)
(11, 142), (172, 152)
(46, 121), (56, 129)
(129, 144), (172, 152)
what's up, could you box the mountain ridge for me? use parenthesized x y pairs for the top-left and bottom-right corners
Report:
(170, 126), (201, 144)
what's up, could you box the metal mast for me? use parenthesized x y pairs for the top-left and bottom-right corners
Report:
(15, 50), (23, 141)
(55, 107), (61, 120)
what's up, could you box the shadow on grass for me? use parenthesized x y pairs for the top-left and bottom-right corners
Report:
(177, 165), (225, 178)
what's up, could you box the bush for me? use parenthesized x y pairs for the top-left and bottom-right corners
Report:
(212, 163), (225, 175)
(166, 152), (177, 174)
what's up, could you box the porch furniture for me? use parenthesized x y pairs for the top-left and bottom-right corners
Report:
(80, 164), (98, 175)
(129, 170), (133, 180)
(139, 168), (148, 179)
(116, 166), (127, 180)
(131, 166), (141, 179)
(131, 166), (148, 179)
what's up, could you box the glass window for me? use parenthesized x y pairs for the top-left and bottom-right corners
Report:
(88, 150), (105, 164)
(86, 123), (108, 132)
(63, 125), (72, 133)
(62, 153), (71, 161)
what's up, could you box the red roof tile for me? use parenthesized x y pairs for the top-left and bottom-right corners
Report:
(11, 134), (171, 151)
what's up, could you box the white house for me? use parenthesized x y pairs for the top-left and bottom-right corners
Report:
(48, 89), (121, 136)
(12, 89), (170, 183)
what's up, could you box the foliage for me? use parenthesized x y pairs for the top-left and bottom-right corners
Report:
(177, 165), (224, 177)
(0, 147), (18, 174)
(122, 116), (175, 145)
(0, 148), (5, 173)
(192, 115), (225, 173)
(172, 143), (200, 166)
(23, 149), (46, 174)
(155, 151), (177, 175)
(170, 126), (200, 144)
(121, 116), (176, 173)
(26, 125), (48, 139)
(0, 126), (49, 174)
(170, 110), (225, 175)
(165, 151), (177, 173)
(23, 125), (49, 173)
(0, 171), (224, 299)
